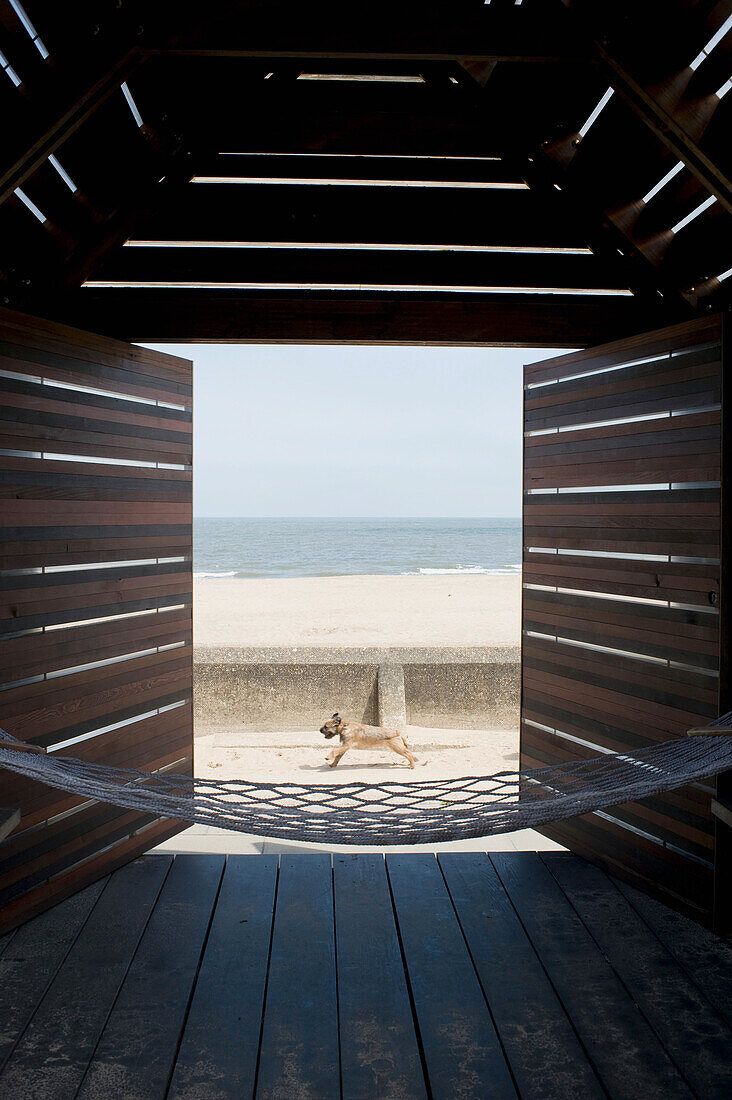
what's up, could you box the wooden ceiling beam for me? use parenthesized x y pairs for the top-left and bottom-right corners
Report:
(90, 245), (630, 293)
(188, 153), (522, 187)
(141, 3), (594, 64)
(124, 184), (588, 250)
(46, 290), (678, 348)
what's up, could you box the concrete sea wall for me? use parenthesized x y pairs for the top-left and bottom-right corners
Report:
(194, 646), (521, 731)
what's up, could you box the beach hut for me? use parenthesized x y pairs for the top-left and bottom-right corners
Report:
(1, 2), (731, 1095)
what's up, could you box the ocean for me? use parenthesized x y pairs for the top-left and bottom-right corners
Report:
(194, 517), (521, 579)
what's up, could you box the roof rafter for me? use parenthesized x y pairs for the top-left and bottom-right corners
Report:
(0, 48), (143, 206)
(561, 0), (732, 216)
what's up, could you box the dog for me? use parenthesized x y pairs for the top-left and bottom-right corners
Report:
(319, 712), (416, 768)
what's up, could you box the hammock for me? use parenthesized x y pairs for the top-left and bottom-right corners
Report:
(1, 721), (731, 846)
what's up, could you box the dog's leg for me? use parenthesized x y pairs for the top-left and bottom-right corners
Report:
(327, 744), (350, 767)
(387, 738), (416, 768)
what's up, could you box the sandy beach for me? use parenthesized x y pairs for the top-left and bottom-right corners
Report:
(154, 724), (564, 855)
(150, 571), (550, 854)
(194, 573), (521, 647)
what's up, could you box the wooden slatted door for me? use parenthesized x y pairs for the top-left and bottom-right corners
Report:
(0, 307), (193, 932)
(521, 314), (724, 924)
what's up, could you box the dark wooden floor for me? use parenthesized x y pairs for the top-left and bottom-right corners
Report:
(1, 853), (731, 1099)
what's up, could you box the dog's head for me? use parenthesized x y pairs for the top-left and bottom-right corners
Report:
(320, 712), (344, 739)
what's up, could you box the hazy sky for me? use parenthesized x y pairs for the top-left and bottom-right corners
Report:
(144, 343), (562, 518)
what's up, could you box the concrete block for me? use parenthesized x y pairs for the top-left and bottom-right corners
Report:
(377, 664), (407, 728)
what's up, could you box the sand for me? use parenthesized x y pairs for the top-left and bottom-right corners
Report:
(153, 725), (564, 854)
(194, 573), (521, 648)
(151, 572), (559, 854)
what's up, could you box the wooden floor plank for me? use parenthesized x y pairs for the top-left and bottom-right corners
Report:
(334, 854), (427, 1100)
(0, 876), (108, 1074)
(167, 855), (279, 1100)
(612, 875), (732, 1031)
(544, 854), (732, 1099)
(0, 856), (172, 1100)
(76, 854), (225, 1100)
(386, 853), (516, 1099)
(438, 852), (603, 1100)
(256, 854), (339, 1100)
(490, 852), (693, 1100)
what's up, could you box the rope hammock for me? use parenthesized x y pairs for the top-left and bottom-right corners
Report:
(2, 717), (732, 845)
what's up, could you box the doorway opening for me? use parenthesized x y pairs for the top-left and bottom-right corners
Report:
(142, 341), (568, 855)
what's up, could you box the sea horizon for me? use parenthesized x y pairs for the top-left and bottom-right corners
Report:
(193, 516), (522, 580)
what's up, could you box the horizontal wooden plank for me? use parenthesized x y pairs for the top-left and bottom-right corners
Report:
(523, 487), (719, 513)
(523, 680), (710, 751)
(0, 808), (162, 909)
(525, 511), (720, 531)
(525, 315), (721, 384)
(0, 307), (192, 384)
(524, 345), (720, 414)
(130, 183), (586, 250)
(0, 732), (191, 865)
(1, 645), (191, 718)
(524, 411), (720, 458)
(0, 589), (191, 636)
(97, 246), (631, 292)
(523, 587), (718, 638)
(0, 424), (191, 465)
(525, 377), (721, 432)
(0, 533), (191, 570)
(523, 551), (719, 604)
(0, 564), (192, 622)
(0, 817), (186, 936)
(524, 524), (719, 547)
(523, 609), (719, 666)
(1, 500), (191, 528)
(525, 460), (721, 489)
(523, 635), (718, 707)
(524, 720), (715, 831)
(0, 378), (191, 433)
(0, 799), (164, 897)
(0, 672), (191, 748)
(525, 439), (721, 473)
(52, 291), (678, 349)
(1, 559), (190, 593)
(0, 453), (190, 483)
(0, 339), (192, 406)
(0, 706), (193, 830)
(522, 666), (714, 734)
(0, 308), (192, 928)
(524, 533), (720, 557)
(0, 403), (192, 448)
(0, 607), (192, 680)
(520, 727), (715, 847)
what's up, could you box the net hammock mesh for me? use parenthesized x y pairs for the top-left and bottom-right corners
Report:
(1, 717), (732, 845)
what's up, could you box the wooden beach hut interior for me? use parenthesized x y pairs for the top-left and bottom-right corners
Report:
(1, 1), (732, 1095)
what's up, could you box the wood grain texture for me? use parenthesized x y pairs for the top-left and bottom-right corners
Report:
(0, 308), (193, 931)
(522, 314), (723, 924)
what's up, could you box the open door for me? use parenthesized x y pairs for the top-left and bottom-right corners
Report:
(0, 308), (192, 932)
(521, 314), (726, 925)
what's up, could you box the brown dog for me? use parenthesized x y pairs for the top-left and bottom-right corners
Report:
(319, 712), (416, 768)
